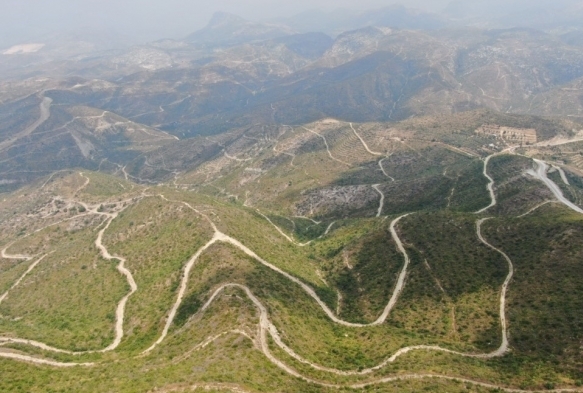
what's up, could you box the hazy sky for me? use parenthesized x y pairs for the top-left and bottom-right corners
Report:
(0, 0), (579, 48)
(0, 0), (451, 45)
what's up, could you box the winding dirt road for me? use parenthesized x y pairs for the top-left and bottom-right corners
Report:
(94, 212), (138, 352)
(0, 187), (141, 359)
(475, 154), (497, 214)
(347, 122), (397, 184)
(300, 126), (350, 166)
(0, 96), (52, 152)
(0, 189), (556, 392)
(372, 184), (385, 217)
(378, 157), (395, 181)
(0, 254), (49, 304)
(143, 209), (414, 357)
(1, 243), (33, 260)
(163, 216), (513, 379)
(74, 172), (91, 196)
(143, 216), (513, 388)
(554, 165), (570, 185)
(255, 210), (334, 247)
(349, 122), (383, 156)
(516, 201), (557, 218)
(475, 218), (511, 356)
(529, 159), (583, 214)
(2, 195), (513, 370)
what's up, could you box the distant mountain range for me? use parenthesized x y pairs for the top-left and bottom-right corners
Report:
(1, 6), (583, 189)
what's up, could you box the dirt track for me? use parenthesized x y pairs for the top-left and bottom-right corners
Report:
(0, 179), (575, 393)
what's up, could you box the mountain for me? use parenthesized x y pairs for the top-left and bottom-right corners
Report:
(0, 85), (177, 191)
(276, 5), (446, 35)
(186, 11), (295, 48)
(3, 24), (583, 168)
(444, 0), (583, 30)
(271, 32), (334, 59)
(0, 29), (137, 80)
(1, 9), (583, 393)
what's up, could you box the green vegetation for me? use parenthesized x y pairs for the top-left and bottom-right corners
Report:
(103, 196), (215, 353)
(329, 224), (404, 322)
(394, 212), (505, 351)
(483, 206), (583, 380)
(487, 154), (554, 216)
(1, 111), (583, 392)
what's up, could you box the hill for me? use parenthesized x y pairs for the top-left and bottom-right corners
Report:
(1, 9), (583, 393)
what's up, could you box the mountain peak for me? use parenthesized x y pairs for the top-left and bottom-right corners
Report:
(207, 12), (246, 29)
(187, 12), (293, 47)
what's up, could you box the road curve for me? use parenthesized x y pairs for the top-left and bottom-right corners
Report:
(94, 213), (138, 352)
(378, 157), (395, 181)
(142, 233), (223, 354)
(0, 200), (139, 357)
(0, 206), (548, 393)
(0, 96), (52, 152)
(156, 217), (515, 382)
(0, 202), (519, 390)
(143, 212), (414, 357)
(475, 154), (497, 214)
(0, 254), (49, 304)
(475, 218), (511, 356)
(372, 184), (385, 217)
(301, 126), (350, 166)
(349, 122), (382, 156)
(165, 217), (512, 379)
(529, 159), (583, 214)
(516, 201), (557, 218)
(1, 244), (32, 260)
(222, 214), (413, 327)
(255, 210), (333, 247)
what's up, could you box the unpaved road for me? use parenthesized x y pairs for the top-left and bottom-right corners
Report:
(74, 172), (91, 196)
(143, 213), (513, 367)
(144, 216), (514, 387)
(475, 154), (497, 214)
(0, 191), (141, 358)
(529, 159), (583, 214)
(475, 218), (511, 356)
(516, 201), (557, 218)
(0, 351), (93, 367)
(347, 123), (397, 184)
(301, 126), (350, 166)
(372, 184), (385, 217)
(170, 217), (513, 379)
(0, 96), (52, 152)
(0, 194), (553, 392)
(142, 231), (223, 354)
(437, 142), (478, 158)
(378, 157), (395, 181)
(0, 254), (48, 304)
(144, 209), (415, 357)
(255, 209), (332, 247)
(349, 122), (382, 156)
(554, 165), (570, 185)
(1, 243), (32, 260)
(94, 212), (138, 352)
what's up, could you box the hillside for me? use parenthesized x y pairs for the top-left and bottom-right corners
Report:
(2, 20), (583, 134)
(2, 8), (583, 393)
(1, 107), (583, 391)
